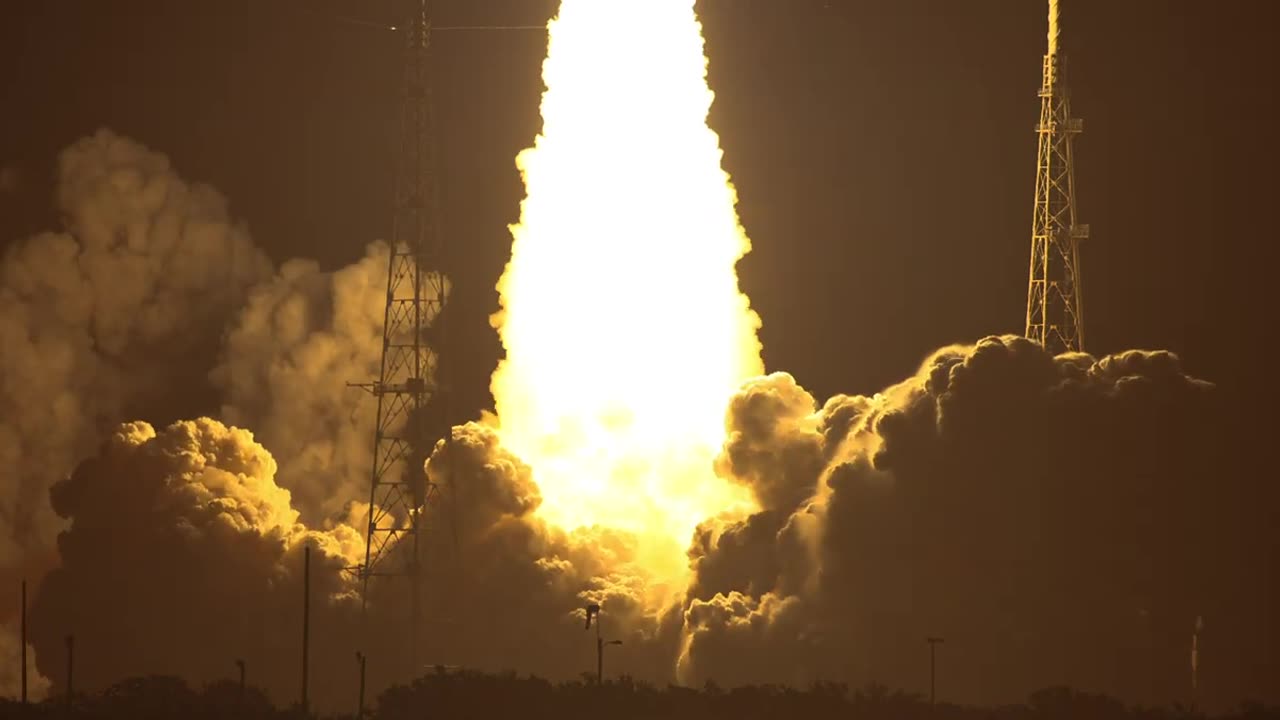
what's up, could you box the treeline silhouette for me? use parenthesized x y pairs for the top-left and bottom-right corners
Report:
(3, 672), (1278, 720)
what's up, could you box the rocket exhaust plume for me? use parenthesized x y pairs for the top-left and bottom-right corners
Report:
(1048, 0), (1060, 56)
(491, 0), (763, 588)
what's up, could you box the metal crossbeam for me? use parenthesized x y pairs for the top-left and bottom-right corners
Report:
(1025, 0), (1087, 355)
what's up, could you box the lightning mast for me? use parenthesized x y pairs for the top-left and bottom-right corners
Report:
(1025, 0), (1088, 354)
(354, 0), (448, 673)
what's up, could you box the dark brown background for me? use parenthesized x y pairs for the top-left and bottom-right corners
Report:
(1, 0), (1275, 704)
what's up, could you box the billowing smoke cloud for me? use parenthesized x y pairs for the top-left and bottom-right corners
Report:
(3, 132), (674, 706)
(8, 134), (1271, 712)
(213, 244), (390, 525)
(27, 418), (364, 710)
(413, 421), (682, 682)
(0, 131), (380, 709)
(0, 623), (50, 701)
(681, 336), (1274, 709)
(24, 415), (678, 708)
(0, 130), (271, 573)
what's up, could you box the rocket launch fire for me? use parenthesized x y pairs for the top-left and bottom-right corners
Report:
(1, 0), (1272, 710)
(490, 0), (764, 590)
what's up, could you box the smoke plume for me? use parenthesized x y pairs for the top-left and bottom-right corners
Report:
(23, 416), (677, 706)
(213, 243), (392, 525)
(410, 421), (681, 681)
(26, 418), (364, 710)
(6, 128), (1271, 712)
(0, 132), (386, 708)
(0, 623), (49, 701)
(3, 131), (675, 706)
(0, 130), (271, 574)
(681, 336), (1273, 708)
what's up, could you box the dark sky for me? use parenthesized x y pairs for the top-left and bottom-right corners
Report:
(1, 0), (1275, 431)
(3, 1), (1279, 708)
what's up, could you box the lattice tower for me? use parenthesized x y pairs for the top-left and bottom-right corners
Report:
(354, 0), (449, 674)
(1025, 0), (1089, 354)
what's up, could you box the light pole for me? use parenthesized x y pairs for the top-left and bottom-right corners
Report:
(355, 651), (367, 719)
(584, 603), (623, 684)
(926, 637), (944, 708)
(1191, 616), (1203, 711)
(598, 638), (623, 684)
(301, 544), (311, 715)
(65, 634), (74, 708)
(20, 580), (27, 704)
(235, 659), (246, 703)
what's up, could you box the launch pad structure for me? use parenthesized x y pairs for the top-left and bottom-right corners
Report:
(1025, 0), (1088, 354)
(341, 0), (1090, 682)
(341, 0), (544, 680)
(349, 0), (449, 674)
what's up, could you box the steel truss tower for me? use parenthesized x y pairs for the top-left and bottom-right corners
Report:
(354, 0), (447, 672)
(1025, 0), (1088, 354)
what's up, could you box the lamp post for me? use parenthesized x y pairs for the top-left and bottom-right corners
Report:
(1191, 616), (1203, 711)
(355, 652), (367, 719)
(584, 603), (623, 684)
(926, 637), (944, 708)
(20, 580), (27, 704)
(65, 634), (74, 708)
(598, 638), (623, 684)
(235, 659), (246, 703)
(301, 545), (311, 715)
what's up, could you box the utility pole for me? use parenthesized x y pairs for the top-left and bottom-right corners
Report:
(64, 634), (74, 708)
(600, 638), (622, 684)
(1024, 0), (1088, 354)
(584, 603), (622, 684)
(355, 651), (367, 719)
(301, 545), (311, 716)
(926, 637), (944, 708)
(1191, 616), (1203, 711)
(20, 580), (27, 704)
(1264, 536), (1277, 697)
(236, 659), (246, 704)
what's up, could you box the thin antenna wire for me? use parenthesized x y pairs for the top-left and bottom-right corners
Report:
(334, 16), (545, 33)
(336, 15), (397, 31)
(435, 26), (546, 31)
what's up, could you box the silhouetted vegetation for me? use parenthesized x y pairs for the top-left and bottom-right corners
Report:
(3, 672), (1278, 720)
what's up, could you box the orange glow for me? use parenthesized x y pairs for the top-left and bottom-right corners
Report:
(490, 0), (763, 587)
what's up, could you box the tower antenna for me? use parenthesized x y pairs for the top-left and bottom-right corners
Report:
(1025, 0), (1088, 354)
(350, 0), (450, 677)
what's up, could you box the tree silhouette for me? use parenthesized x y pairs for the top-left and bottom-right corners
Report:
(0, 671), (1275, 720)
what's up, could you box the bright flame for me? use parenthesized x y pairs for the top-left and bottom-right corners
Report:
(491, 0), (763, 586)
